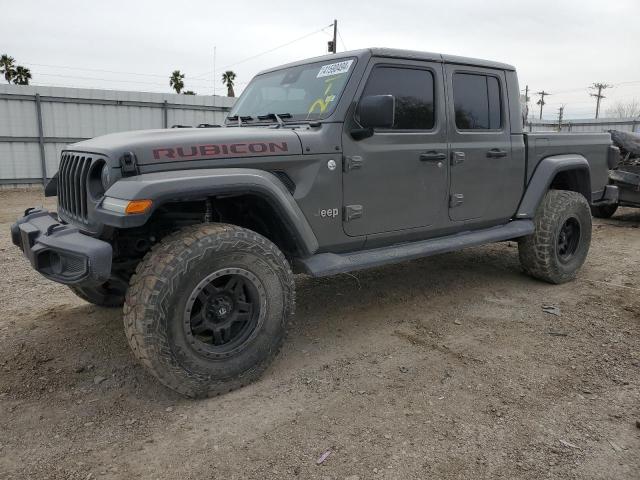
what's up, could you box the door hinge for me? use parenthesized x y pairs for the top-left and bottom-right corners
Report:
(451, 151), (465, 166)
(449, 193), (464, 208)
(343, 155), (363, 172)
(344, 204), (363, 221)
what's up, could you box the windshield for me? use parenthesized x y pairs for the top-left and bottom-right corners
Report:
(227, 57), (356, 123)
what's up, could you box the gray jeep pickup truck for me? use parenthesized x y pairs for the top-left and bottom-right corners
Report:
(11, 48), (620, 397)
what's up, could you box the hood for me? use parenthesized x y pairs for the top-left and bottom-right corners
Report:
(69, 127), (303, 166)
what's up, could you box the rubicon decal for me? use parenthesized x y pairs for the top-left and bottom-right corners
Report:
(152, 142), (289, 161)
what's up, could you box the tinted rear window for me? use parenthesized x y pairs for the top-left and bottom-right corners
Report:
(453, 73), (502, 130)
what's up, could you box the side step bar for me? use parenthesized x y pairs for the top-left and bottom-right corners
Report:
(297, 220), (534, 277)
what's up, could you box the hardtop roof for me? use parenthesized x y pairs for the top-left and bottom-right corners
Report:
(257, 48), (515, 75)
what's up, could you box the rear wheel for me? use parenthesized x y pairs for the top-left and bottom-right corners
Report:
(590, 203), (618, 218)
(518, 189), (592, 284)
(69, 280), (126, 308)
(123, 223), (294, 398)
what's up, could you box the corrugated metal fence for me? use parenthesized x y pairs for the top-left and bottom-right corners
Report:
(527, 117), (640, 133)
(0, 84), (235, 185)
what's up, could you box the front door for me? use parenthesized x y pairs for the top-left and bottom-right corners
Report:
(342, 59), (448, 236)
(445, 65), (514, 222)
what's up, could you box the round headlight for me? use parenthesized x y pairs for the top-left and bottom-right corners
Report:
(101, 164), (111, 190)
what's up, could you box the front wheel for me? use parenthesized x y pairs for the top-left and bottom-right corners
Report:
(518, 190), (592, 284)
(123, 223), (295, 398)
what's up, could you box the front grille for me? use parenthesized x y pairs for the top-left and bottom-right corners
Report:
(58, 153), (92, 222)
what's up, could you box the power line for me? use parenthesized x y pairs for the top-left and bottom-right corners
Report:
(337, 28), (348, 51)
(532, 79), (640, 96)
(30, 71), (214, 87)
(193, 23), (334, 79)
(23, 62), (170, 79)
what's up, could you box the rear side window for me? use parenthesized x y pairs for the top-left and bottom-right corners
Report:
(453, 73), (502, 130)
(361, 66), (435, 130)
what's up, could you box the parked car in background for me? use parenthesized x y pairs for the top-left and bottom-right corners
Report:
(591, 129), (640, 218)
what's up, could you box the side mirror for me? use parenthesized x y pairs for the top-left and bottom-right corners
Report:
(358, 94), (395, 129)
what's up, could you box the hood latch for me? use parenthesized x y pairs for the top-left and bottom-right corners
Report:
(119, 152), (138, 177)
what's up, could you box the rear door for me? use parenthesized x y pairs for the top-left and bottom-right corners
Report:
(342, 59), (449, 236)
(445, 65), (514, 222)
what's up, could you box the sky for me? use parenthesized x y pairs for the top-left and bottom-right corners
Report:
(2, 0), (639, 120)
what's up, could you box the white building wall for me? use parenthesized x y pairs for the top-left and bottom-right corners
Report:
(0, 84), (235, 183)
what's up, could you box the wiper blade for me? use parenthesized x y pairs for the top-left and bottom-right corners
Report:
(257, 113), (292, 127)
(226, 115), (253, 126)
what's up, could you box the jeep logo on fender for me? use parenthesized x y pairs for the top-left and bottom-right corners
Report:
(152, 142), (288, 161)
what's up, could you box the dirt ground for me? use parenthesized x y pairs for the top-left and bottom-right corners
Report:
(0, 188), (638, 480)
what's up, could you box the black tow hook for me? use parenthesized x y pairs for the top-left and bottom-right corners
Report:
(45, 223), (65, 236)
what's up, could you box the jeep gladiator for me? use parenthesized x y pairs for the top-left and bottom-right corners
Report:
(11, 48), (620, 397)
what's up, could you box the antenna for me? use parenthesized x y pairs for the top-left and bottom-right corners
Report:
(213, 46), (217, 98)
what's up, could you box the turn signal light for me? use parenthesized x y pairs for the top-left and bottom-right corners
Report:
(101, 197), (153, 215)
(124, 199), (153, 215)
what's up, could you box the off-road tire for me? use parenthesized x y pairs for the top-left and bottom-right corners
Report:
(69, 283), (125, 308)
(518, 189), (592, 284)
(123, 223), (295, 398)
(590, 203), (618, 219)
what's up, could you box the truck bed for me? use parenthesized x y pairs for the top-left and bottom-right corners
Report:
(523, 132), (611, 195)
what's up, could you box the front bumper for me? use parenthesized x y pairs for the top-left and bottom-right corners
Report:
(10, 208), (112, 286)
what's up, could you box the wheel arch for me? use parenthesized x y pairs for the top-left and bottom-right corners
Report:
(97, 168), (319, 257)
(516, 154), (591, 219)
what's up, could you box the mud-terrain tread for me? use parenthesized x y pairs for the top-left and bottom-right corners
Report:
(518, 189), (592, 284)
(123, 223), (295, 398)
(590, 203), (618, 219)
(69, 284), (125, 308)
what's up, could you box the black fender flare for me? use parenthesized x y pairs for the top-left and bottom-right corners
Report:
(96, 168), (319, 256)
(515, 154), (591, 219)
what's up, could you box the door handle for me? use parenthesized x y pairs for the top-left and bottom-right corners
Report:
(420, 151), (447, 162)
(486, 148), (508, 158)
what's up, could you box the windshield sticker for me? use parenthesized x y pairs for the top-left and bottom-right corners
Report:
(307, 76), (343, 115)
(317, 59), (353, 78)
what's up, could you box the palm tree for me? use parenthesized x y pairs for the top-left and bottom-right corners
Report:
(13, 66), (32, 85)
(221, 71), (236, 97)
(169, 70), (185, 94)
(0, 54), (16, 83)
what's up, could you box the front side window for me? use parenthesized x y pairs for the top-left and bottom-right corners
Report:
(227, 57), (356, 123)
(453, 73), (502, 130)
(361, 66), (435, 130)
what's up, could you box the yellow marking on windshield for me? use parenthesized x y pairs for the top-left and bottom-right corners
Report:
(307, 74), (344, 115)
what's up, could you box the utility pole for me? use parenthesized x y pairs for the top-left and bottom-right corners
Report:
(328, 19), (337, 53)
(522, 85), (530, 124)
(590, 82), (612, 119)
(536, 90), (550, 120)
(557, 105), (565, 131)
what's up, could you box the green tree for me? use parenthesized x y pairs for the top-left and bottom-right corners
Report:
(221, 70), (236, 97)
(13, 65), (32, 85)
(0, 54), (16, 83)
(169, 70), (185, 94)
